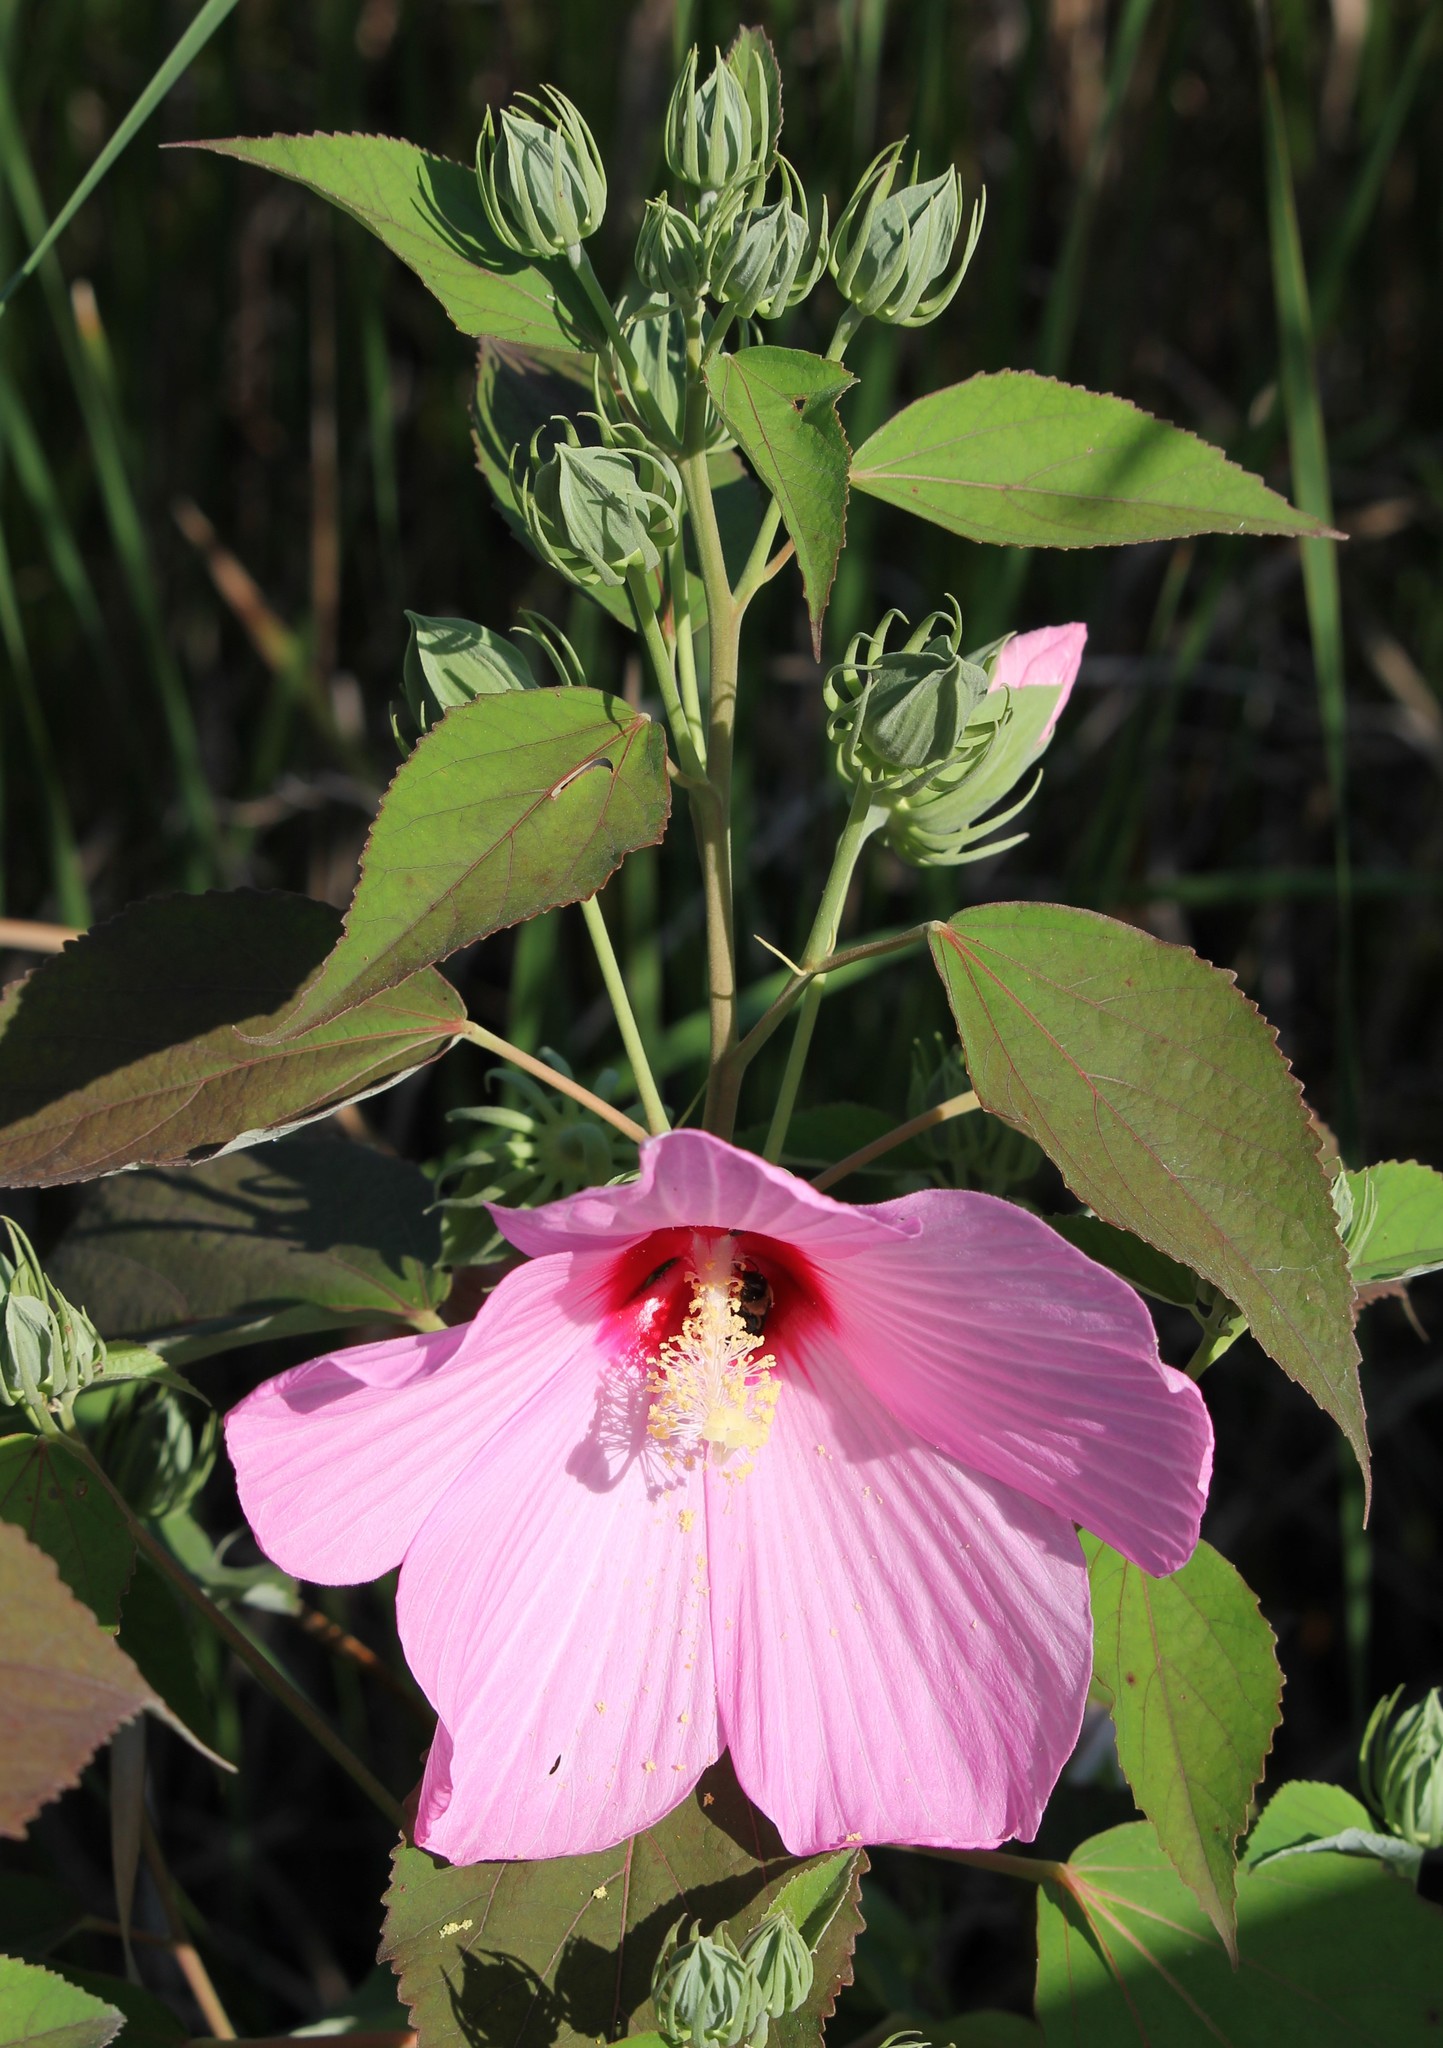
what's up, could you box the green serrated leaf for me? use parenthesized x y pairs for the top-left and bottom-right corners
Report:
(721, 1848), (866, 2048)
(1344, 1160), (1443, 1287)
(0, 1435), (135, 1631)
(0, 892), (464, 1189)
(39, 1973), (185, 2048)
(1035, 1785), (1443, 2043)
(851, 371), (1331, 547)
(184, 133), (591, 350)
(382, 1757), (836, 2048)
(1045, 1216), (1199, 1309)
(705, 346), (855, 652)
(1084, 1535), (1282, 1956)
(0, 1956), (123, 2048)
(263, 689), (669, 1038)
(0, 1522), (159, 1839)
(930, 903), (1365, 1486)
(49, 1138), (446, 1357)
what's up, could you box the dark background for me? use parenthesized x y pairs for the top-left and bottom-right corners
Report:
(1, 0), (1441, 2031)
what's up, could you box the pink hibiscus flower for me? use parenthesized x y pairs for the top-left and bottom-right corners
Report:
(226, 1131), (1211, 1866)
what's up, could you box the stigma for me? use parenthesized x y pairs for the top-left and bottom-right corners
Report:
(646, 1234), (779, 1476)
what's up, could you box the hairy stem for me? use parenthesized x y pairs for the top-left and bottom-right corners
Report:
(813, 1090), (981, 1193)
(733, 498), (785, 609)
(667, 539), (705, 751)
(66, 1440), (408, 1834)
(459, 1020), (648, 1146)
(580, 892), (670, 1135)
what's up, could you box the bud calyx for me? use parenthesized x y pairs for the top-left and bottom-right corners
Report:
(1360, 1685), (1443, 1850)
(514, 416), (682, 590)
(477, 87), (606, 258)
(830, 142), (983, 328)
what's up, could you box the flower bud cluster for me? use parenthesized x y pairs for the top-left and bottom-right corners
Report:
(826, 601), (1054, 867)
(394, 610), (581, 753)
(434, 1057), (628, 1268)
(830, 142), (984, 328)
(0, 1219), (106, 1428)
(513, 415), (683, 591)
(476, 86), (606, 258)
(1360, 1685), (1443, 1850)
(87, 1380), (220, 1523)
(651, 1909), (814, 2048)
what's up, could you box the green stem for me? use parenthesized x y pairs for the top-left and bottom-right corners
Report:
(905, 1844), (1067, 1886)
(64, 1439), (408, 1834)
(458, 1020), (649, 1146)
(763, 788), (886, 1160)
(566, 246), (671, 442)
(699, 305), (736, 366)
(725, 922), (934, 1084)
(825, 305), (865, 362)
(681, 445), (744, 1138)
(666, 540), (706, 755)
(733, 498), (785, 610)
(580, 892), (670, 1136)
(812, 1089), (980, 1193)
(626, 566), (706, 779)
(1184, 1292), (1248, 1378)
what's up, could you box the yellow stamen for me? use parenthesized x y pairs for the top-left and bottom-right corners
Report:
(646, 1234), (779, 1475)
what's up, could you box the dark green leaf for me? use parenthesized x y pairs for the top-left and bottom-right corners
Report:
(116, 1558), (218, 1755)
(1034, 1785), (1443, 2043)
(1344, 1160), (1443, 1287)
(1046, 1217), (1198, 1309)
(381, 1757), (840, 2048)
(0, 1435), (134, 1631)
(0, 1957), (122, 2048)
(705, 347), (855, 651)
(1084, 1535), (1283, 1954)
(851, 372), (1331, 547)
(50, 1137), (446, 1359)
(0, 892), (464, 1188)
(184, 134), (591, 350)
(930, 904), (1365, 1484)
(0, 1523), (159, 1839)
(264, 690), (669, 1038)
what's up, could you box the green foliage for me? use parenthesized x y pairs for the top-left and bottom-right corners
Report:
(705, 347), (854, 648)
(33, 1974), (184, 2048)
(1084, 1535), (1283, 1953)
(0, 1956), (122, 2048)
(1044, 1218), (1198, 1310)
(0, 1522), (157, 1839)
(726, 1853), (865, 2048)
(381, 1758), (859, 2048)
(1341, 1160), (1443, 1287)
(263, 690), (669, 1037)
(0, 892), (464, 1187)
(1034, 1784), (1443, 2042)
(0, 1434), (135, 1630)
(49, 1138), (447, 1359)
(187, 133), (591, 349)
(850, 373), (1328, 546)
(930, 904), (1365, 1480)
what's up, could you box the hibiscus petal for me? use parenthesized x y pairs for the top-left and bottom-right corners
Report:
(399, 1342), (720, 1863)
(988, 621), (1086, 743)
(491, 1128), (913, 1262)
(833, 1190), (1213, 1575)
(224, 1252), (602, 1585)
(708, 1328), (1091, 1854)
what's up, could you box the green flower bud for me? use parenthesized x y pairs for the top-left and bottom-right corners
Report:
(434, 1055), (630, 1268)
(738, 1914), (813, 2020)
(636, 198), (709, 302)
(394, 611), (535, 753)
(476, 87), (606, 259)
(825, 602), (1051, 867)
(652, 1920), (765, 2048)
(665, 46), (773, 198)
(710, 160), (826, 321)
(86, 1381), (219, 1523)
(514, 415), (682, 590)
(607, 294), (732, 453)
(1360, 1685), (1443, 1850)
(1, 1219), (105, 1427)
(830, 142), (984, 328)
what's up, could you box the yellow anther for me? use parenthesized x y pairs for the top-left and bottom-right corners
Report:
(646, 1235), (779, 1473)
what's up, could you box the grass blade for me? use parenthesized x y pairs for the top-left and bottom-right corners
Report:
(0, 0), (242, 316)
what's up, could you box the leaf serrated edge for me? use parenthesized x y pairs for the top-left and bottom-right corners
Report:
(851, 368), (1342, 543)
(931, 905), (1367, 1497)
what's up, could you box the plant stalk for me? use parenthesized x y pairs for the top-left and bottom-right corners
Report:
(580, 892), (669, 1135)
(813, 1090), (981, 1192)
(459, 1020), (649, 1146)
